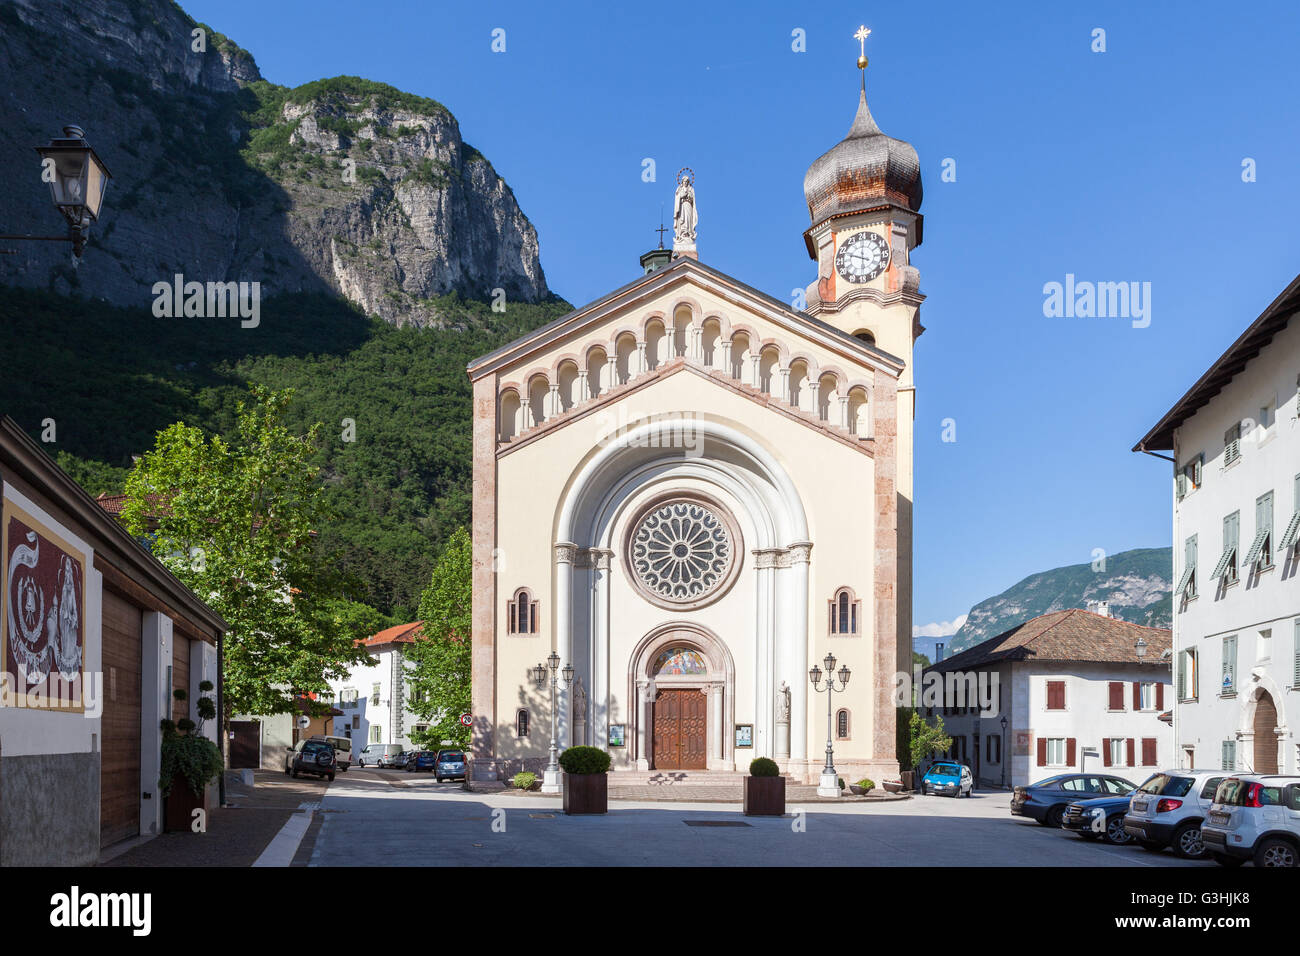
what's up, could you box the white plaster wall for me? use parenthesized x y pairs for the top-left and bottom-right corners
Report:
(1171, 316), (1300, 773)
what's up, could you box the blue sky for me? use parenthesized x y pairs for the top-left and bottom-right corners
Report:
(184, 0), (1300, 635)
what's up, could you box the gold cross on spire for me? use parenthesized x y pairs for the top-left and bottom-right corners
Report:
(854, 25), (870, 85)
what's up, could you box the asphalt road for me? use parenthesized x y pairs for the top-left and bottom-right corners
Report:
(299, 769), (1207, 867)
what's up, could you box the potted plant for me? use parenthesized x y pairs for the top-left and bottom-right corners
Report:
(850, 778), (875, 796)
(559, 745), (610, 814)
(512, 771), (539, 792)
(883, 779), (903, 794)
(160, 681), (223, 832)
(743, 757), (785, 815)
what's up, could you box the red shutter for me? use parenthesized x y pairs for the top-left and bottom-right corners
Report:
(1142, 738), (1157, 765)
(1156, 683), (1164, 709)
(1132, 682), (1141, 710)
(1103, 740), (1113, 767)
(1126, 739), (1135, 766)
(1047, 681), (1065, 710)
(1108, 682), (1124, 710)
(1037, 737), (1047, 767)
(1066, 738), (1077, 766)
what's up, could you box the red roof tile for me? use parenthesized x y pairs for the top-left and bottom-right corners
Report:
(929, 609), (1171, 673)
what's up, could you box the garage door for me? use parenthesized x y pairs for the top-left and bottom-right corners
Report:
(172, 635), (191, 724)
(101, 591), (142, 848)
(229, 720), (261, 769)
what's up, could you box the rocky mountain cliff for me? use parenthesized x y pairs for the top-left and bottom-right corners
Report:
(0, 0), (550, 326)
(947, 547), (1173, 654)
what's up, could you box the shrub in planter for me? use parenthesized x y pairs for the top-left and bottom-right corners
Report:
(559, 746), (609, 815)
(744, 757), (785, 816)
(159, 722), (223, 832)
(513, 771), (538, 791)
(850, 777), (875, 796)
(558, 745), (611, 775)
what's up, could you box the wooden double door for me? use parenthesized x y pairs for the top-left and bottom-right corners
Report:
(653, 688), (707, 770)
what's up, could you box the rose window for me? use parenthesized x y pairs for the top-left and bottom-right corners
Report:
(629, 500), (734, 604)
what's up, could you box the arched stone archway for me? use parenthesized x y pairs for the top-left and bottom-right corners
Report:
(627, 622), (736, 771)
(1238, 675), (1289, 774)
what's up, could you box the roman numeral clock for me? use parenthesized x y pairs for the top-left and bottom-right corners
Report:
(834, 230), (891, 284)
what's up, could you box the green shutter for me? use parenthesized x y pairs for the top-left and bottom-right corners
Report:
(1178, 651), (1187, 700)
(1222, 635), (1237, 694)
(1222, 740), (1235, 771)
(1294, 619), (1300, 686)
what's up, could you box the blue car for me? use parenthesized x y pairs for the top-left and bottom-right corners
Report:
(922, 761), (973, 797)
(1061, 795), (1135, 845)
(434, 749), (467, 782)
(407, 750), (439, 772)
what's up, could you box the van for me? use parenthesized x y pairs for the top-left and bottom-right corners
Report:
(308, 734), (352, 771)
(357, 743), (404, 768)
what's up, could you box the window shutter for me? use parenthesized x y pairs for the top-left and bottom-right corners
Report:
(1176, 473), (1187, 498)
(1108, 682), (1123, 710)
(1142, 738), (1157, 765)
(1126, 738), (1136, 766)
(1223, 635), (1237, 693)
(1103, 741), (1113, 767)
(1294, 618), (1300, 686)
(1222, 740), (1235, 771)
(1132, 682), (1141, 710)
(1066, 738), (1077, 766)
(1037, 737), (1047, 767)
(1157, 682), (1164, 710)
(1177, 652), (1186, 699)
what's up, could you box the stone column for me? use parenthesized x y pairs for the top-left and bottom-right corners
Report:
(635, 340), (648, 376)
(689, 326), (704, 362)
(547, 384), (560, 418)
(778, 368), (791, 405)
(605, 354), (618, 390)
(636, 679), (656, 770)
(707, 683), (724, 769)
(518, 397), (531, 433)
(752, 549), (780, 757)
(748, 353), (760, 389)
(590, 548), (612, 753)
(718, 337), (732, 375)
(553, 541), (576, 749)
(838, 396), (850, 429)
(577, 368), (590, 403)
(789, 542), (812, 768)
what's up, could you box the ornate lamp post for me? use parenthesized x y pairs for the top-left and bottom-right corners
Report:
(810, 652), (850, 797)
(2, 126), (112, 259)
(534, 652), (572, 793)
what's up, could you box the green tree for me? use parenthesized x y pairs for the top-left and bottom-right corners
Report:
(909, 711), (953, 769)
(405, 527), (472, 747)
(120, 386), (370, 717)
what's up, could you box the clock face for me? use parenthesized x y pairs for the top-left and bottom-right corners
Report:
(834, 231), (891, 284)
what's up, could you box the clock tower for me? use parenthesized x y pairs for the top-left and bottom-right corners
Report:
(802, 26), (923, 675)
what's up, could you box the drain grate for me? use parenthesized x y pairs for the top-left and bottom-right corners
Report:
(683, 820), (751, 827)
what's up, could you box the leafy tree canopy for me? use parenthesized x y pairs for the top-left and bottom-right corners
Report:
(404, 527), (472, 748)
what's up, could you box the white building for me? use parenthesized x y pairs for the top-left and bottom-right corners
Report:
(922, 609), (1172, 789)
(327, 622), (430, 751)
(1135, 274), (1300, 775)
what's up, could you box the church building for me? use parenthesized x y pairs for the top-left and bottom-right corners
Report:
(467, 42), (924, 786)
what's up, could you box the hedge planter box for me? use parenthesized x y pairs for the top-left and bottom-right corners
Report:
(563, 773), (608, 815)
(164, 785), (208, 833)
(743, 776), (786, 815)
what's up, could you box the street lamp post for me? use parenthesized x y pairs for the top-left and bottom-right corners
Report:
(810, 652), (850, 797)
(534, 652), (572, 794)
(999, 715), (1008, 789)
(2, 126), (112, 259)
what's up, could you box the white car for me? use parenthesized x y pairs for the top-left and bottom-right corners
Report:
(1200, 774), (1300, 867)
(1122, 769), (1229, 860)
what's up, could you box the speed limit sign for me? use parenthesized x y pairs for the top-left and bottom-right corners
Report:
(459, 713), (473, 727)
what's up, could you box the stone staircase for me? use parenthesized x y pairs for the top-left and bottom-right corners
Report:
(606, 770), (825, 803)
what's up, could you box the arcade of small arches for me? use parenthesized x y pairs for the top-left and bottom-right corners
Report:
(495, 305), (877, 443)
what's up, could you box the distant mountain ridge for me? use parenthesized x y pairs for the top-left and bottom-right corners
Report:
(0, 0), (551, 326)
(946, 547), (1172, 654)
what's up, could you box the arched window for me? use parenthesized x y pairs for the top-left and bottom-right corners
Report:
(836, 708), (851, 740)
(516, 709), (530, 738)
(854, 329), (876, 348)
(508, 589), (539, 635)
(828, 587), (861, 636)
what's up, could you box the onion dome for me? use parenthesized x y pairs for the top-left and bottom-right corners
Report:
(803, 89), (922, 226)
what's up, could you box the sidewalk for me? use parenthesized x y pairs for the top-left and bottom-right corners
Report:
(99, 770), (332, 867)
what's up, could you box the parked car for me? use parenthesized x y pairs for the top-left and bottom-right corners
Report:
(1011, 773), (1137, 828)
(285, 740), (336, 781)
(308, 734), (352, 771)
(408, 751), (439, 773)
(1123, 769), (1227, 859)
(1062, 795), (1135, 844)
(356, 744), (404, 768)
(434, 749), (467, 782)
(402, 750), (422, 771)
(921, 761), (973, 797)
(1200, 775), (1300, 868)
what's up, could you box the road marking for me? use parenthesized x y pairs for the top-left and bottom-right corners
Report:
(254, 810), (314, 867)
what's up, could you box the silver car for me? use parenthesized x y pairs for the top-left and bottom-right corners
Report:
(1200, 775), (1300, 867)
(1123, 769), (1227, 859)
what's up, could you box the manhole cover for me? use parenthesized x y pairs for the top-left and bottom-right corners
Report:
(683, 820), (751, 827)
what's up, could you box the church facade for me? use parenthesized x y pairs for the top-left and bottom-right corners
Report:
(467, 73), (923, 785)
